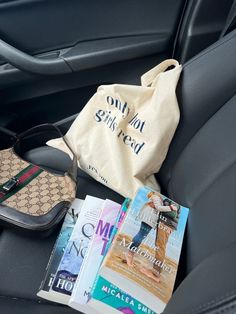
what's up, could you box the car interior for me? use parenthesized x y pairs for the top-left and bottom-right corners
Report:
(0, 0), (236, 313)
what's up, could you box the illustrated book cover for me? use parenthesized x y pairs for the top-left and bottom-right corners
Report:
(88, 198), (158, 314)
(37, 198), (84, 303)
(50, 195), (104, 304)
(90, 276), (157, 314)
(93, 186), (189, 313)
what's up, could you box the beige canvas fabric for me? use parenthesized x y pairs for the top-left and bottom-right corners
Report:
(47, 59), (182, 198)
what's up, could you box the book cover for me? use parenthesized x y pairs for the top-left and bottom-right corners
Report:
(37, 198), (84, 302)
(98, 186), (189, 313)
(69, 199), (121, 312)
(88, 198), (155, 314)
(50, 195), (104, 304)
(90, 276), (156, 314)
(88, 198), (156, 314)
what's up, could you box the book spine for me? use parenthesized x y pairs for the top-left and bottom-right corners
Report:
(90, 198), (130, 298)
(104, 198), (130, 256)
(38, 235), (59, 292)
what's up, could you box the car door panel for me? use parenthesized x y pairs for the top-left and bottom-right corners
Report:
(0, 0), (187, 131)
(0, 53), (166, 131)
(0, 0), (184, 60)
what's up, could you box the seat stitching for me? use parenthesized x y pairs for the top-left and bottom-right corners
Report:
(186, 291), (236, 314)
(171, 158), (236, 209)
(218, 302), (236, 314)
(193, 159), (236, 207)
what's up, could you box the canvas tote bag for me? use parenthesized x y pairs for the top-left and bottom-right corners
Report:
(48, 59), (182, 198)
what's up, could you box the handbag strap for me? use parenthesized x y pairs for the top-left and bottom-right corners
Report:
(0, 126), (17, 150)
(141, 59), (180, 87)
(15, 123), (77, 183)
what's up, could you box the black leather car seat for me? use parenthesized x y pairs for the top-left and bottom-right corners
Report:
(0, 30), (235, 314)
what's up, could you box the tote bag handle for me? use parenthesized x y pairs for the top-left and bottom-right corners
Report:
(141, 59), (180, 87)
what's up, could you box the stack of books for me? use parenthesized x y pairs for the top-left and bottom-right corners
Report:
(37, 186), (189, 314)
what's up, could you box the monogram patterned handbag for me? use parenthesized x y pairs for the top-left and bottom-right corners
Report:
(0, 124), (77, 234)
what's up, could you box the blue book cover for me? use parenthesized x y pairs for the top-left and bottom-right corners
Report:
(50, 195), (104, 304)
(37, 198), (84, 301)
(105, 198), (131, 255)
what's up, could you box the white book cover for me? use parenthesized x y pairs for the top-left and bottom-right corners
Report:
(69, 199), (121, 313)
(49, 195), (104, 304)
(37, 198), (84, 303)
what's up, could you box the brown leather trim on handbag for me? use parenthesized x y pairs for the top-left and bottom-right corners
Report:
(0, 201), (69, 234)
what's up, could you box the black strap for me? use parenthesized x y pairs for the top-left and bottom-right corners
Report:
(0, 126), (17, 150)
(220, 0), (236, 38)
(17, 123), (76, 159)
(15, 123), (77, 183)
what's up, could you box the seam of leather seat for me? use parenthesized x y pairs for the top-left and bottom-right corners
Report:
(186, 291), (236, 314)
(0, 294), (53, 306)
(170, 158), (236, 209)
(213, 302), (236, 314)
(168, 93), (236, 201)
(183, 32), (236, 70)
(192, 297), (236, 314)
(166, 43), (236, 191)
(192, 160), (236, 207)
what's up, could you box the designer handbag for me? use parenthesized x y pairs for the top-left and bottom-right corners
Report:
(0, 124), (77, 234)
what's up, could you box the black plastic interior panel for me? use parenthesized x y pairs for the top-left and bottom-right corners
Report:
(0, 0), (184, 64)
(0, 0), (186, 132)
(0, 38), (71, 75)
(0, 34), (168, 75)
(0, 54), (167, 131)
(174, 0), (234, 62)
(63, 35), (169, 72)
(3, 85), (98, 132)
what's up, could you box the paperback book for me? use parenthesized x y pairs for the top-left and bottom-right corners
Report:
(91, 276), (156, 314)
(79, 198), (154, 314)
(37, 198), (84, 303)
(50, 195), (104, 304)
(90, 186), (189, 313)
(69, 199), (121, 312)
